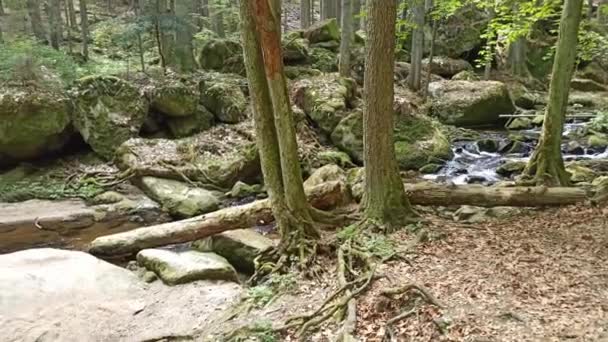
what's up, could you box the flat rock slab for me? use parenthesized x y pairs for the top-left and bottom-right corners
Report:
(194, 228), (274, 274)
(137, 249), (239, 285)
(0, 248), (242, 342)
(0, 194), (167, 253)
(140, 176), (219, 218)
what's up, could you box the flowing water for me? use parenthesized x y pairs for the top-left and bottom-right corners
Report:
(424, 121), (608, 185)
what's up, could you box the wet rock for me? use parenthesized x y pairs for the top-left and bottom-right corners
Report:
(422, 56), (472, 78)
(200, 77), (247, 124)
(429, 80), (515, 127)
(507, 117), (533, 130)
(451, 70), (479, 81)
(0, 86), (72, 166)
(565, 141), (585, 155)
(496, 161), (526, 177)
(198, 38), (244, 75)
(331, 111), (452, 170)
(304, 18), (340, 43)
(70, 76), (148, 159)
(137, 249), (238, 285)
(571, 78), (607, 92)
(503, 141), (529, 155)
(465, 175), (487, 184)
(477, 139), (499, 153)
(566, 164), (597, 183)
(293, 74), (356, 134)
(230, 181), (264, 199)
(193, 229), (274, 274)
(0, 248), (241, 341)
(139, 177), (219, 218)
(304, 164), (347, 188)
(420, 163), (443, 174)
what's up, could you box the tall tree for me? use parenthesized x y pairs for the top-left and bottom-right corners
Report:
(135, 0), (146, 72)
(523, 0), (584, 186)
(26, 0), (47, 43)
(0, 0), (5, 16)
(338, 0), (352, 76)
(79, 0), (89, 59)
(301, 0), (311, 28)
(364, 0), (414, 227)
(211, 0), (225, 37)
(67, 0), (78, 31)
(409, 0), (425, 91)
(174, 0), (196, 72)
(239, 0), (320, 263)
(352, 0), (360, 31)
(47, 0), (63, 49)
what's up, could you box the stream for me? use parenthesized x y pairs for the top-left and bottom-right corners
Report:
(424, 121), (607, 185)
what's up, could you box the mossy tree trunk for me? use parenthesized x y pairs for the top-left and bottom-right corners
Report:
(523, 0), (583, 186)
(364, 0), (415, 228)
(352, 0), (360, 31)
(338, 0), (352, 77)
(79, 0), (89, 59)
(26, 0), (47, 44)
(240, 0), (319, 257)
(409, 0), (424, 91)
(301, 0), (311, 28)
(174, 0), (196, 72)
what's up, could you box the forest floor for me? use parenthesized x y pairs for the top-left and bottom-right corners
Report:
(214, 204), (608, 341)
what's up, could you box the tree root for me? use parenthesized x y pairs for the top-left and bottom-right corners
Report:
(380, 283), (443, 341)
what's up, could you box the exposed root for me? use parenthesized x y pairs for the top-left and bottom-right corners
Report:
(380, 283), (444, 341)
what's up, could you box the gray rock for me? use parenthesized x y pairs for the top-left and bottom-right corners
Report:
(507, 117), (533, 130)
(304, 164), (347, 188)
(477, 139), (499, 153)
(304, 18), (340, 43)
(200, 78), (247, 124)
(496, 161), (526, 177)
(571, 78), (607, 92)
(230, 181), (264, 199)
(140, 177), (220, 218)
(193, 229), (274, 274)
(422, 56), (472, 78)
(137, 249), (239, 285)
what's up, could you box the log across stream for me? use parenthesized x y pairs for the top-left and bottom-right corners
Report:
(89, 180), (590, 259)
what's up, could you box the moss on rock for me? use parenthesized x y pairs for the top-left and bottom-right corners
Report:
(304, 18), (340, 43)
(200, 77), (247, 124)
(198, 38), (244, 75)
(309, 47), (338, 72)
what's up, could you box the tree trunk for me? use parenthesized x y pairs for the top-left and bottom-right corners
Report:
(174, 0), (195, 72)
(79, 0), (89, 59)
(88, 181), (346, 258)
(523, 0), (583, 186)
(352, 0), (360, 31)
(67, 0), (78, 30)
(322, 0), (337, 19)
(47, 0), (63, 49)
(301, 0), (311, 28)
(422, 18), (437, 101)
(26, 0), (47, 43)
(0, 0), (5, 16)
(64, 3), (73, 53)
(154, 0), (167, 72)
(338, 0), (353, 77)
(135, 0), (146, 72)
(588, 0), (594, 19)
(200, 0), (209, 30)
(211, 0), (225, 37)
(509, 36), (529, 77)
(364, 0), (414, 227)
(409, 0), (425, 91)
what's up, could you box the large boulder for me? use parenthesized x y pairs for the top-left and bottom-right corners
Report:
(570, 78), (607, 92)
(422, 57), (473, 78)
(166, 107), (215, 138)
(198, 38), (244, 75)
(293, 74), (356, 134)
(304, 164), (347, 188)
(70, 76), (148, 159)
(0, 86), (72, 166)
(577, 61), (608, 84)
(304, 18), (340, 43)
(429, 80), (516, 127)
(331, 111), (453, 170)
(200, 76), (247, 124)
(425, 5), (489, 58)
(309, 47), (338, 72)
(139, 177), (220, 218)
(137, 249), (239, 285)
(116, 125), (261, 189)
(0, 248), (241, 341)
(193, 229), (274, 274)
(283, 38), (310, 63)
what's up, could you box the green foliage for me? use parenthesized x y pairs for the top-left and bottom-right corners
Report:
(228, 320), (278, 342)
(576, 21), (608, 63)
(589, 111), (608, 134)
(0, 174), (105, 203)
(337, 224), (396, 260)
(0, 39), (79, 85)
(244, 273), (297, 309)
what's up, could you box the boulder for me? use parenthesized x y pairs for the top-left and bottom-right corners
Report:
(193, 229), (274, 274)
(419, 163), (443, 174)
(285, 66), (323, 79)
(229, 181), (264, 199)
(293, 74), (356, 134)
(166, 107), (215, 138)
(304, 164), (347, 188)
(309, 47), (338, 72)
(139, 177), (220, 218)
(451, 70), (480, 81)
(147, 79), (199, 117)
(577, 61), (608, 84)
(0, 248), (241, 341)
(565, 141), (585, 155)
(429, 80), (515, 127)
(0, 86), (72, 166)
(566, 164), (597, 183)
(304, 18), (340, 43)
(425, 5), (489, 58)
(571, 78), (607, 92)
(507, 117), (533, 130)
(496, 161), (526, 177)
(508, 83), (540, 110)
(346, 167), (364, 201)
(200, 77), (247, 124)
(503, 140), (529, 155)
(569, 91), (608, 109)
(422, 57), (472, 78)
(331, 111), (453, 170)
(588, 134), (608, 149)
(116, 128), (260, 189)
(70, 76), (148, 159)
(137, 249), (238, 285)
(283, 38), (309, 63)
(198, 38), (244, 75)
(315, 150), (355, 169)
(477, 138), (499, 153)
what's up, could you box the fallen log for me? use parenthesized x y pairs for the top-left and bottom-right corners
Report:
(405, 183), (589, 207)
(88, 181), (347, 258)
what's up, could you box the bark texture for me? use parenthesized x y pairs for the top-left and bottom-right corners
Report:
(174, 0), (196, 72)
(27, 0), (47, 43)
(338, 0), (353, 76)
(67, 0), (78, 30)
(523, 0), (583, 186)
(363, 0), (414, 227)
(301, 0), (311, 28)
(409, 0), (425, 91)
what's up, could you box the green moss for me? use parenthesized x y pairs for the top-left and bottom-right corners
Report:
(0, 173), (104, 203)
(200, 80), (247, 124)
(309, 47), (338, 72)
(198, 39), (244, 75)
(304, 18), (340, 43)
(166, 106), (215, 138)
